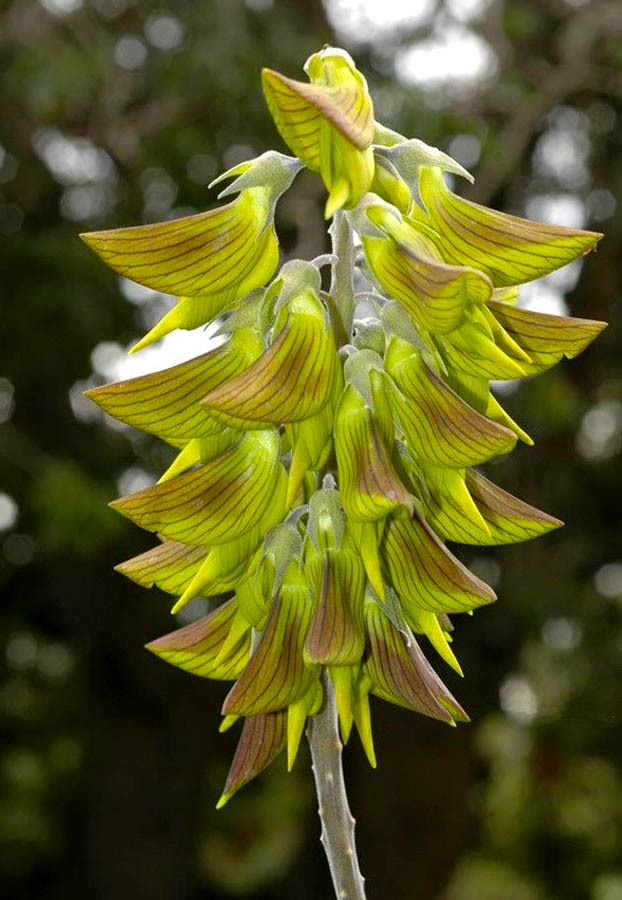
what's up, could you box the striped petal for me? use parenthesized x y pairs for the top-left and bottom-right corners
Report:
(369, 154), (412, 215)
(217, 711), (287, 808)
(382, 513), (496, 614)
(146, 598), (250, 681)
(440, 319), (528, 381)
(170, 481), (288, 612)
(202, 288), (338, 424)
(85, 329), (263, 447)
(222, 570), (316, 717)
(109, 430), (285, 547)
(81, 189), (277, 300)
(115, 540), (206, 596)
(488, 299), (607, 376)
(304, 549), (366, 666)
(385, 336), (516, 467)
(335, 384), (412, 522)
(420, 165), (602, 287)
(262, 48), (375, 215)
(363, 229), (492, 335)
(466, 468), (563, 544)
(364, 600), (467, 723)
(262, 50), (373, 167)
(414, 464), (492, 545)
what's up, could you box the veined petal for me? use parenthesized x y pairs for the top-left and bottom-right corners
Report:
(363, 232), (492, 335)
(202, 288), (338, 424)
(263, 48), (375, 216)
(488, 299), (607, 375)
(85, 328), (263, 447)
(287, 680), (323, 770)
(385, 336), (516, 467)
(420, 165), (602, 287)
(109, 430), (285, 547)
(369, 154), (412, 215)
(129, 226), (279, 351)
(170, 476), (288, 612)
(115, 539), (206, 596)
(382, 513), (496, 614)
(415, 464), (492, 545)
(222, 570), (316, 716)
(466, 468), (563, 544)
(81, 189), (277, 299)
(364, 601), (467, 723)
(440, 319), (528, 381)
(217, 711), (287, 808)
(262, 53), (373, 167)
(146, 598), (250, 681)
(404, 606), (463, 676)
(335, 384), (413, 522)
(304, 549), (366, 666)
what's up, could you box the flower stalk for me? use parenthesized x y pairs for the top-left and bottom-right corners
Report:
(308, 673), (367, 900)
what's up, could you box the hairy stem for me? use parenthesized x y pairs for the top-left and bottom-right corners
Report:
(307, 673), (367, 900)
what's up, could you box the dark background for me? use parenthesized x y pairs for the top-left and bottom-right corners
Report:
(1, 1), (621, 898)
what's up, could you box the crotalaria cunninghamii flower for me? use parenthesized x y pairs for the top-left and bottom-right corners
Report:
(83, 47), (606, 819)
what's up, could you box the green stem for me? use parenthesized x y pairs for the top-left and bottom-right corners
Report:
(328, 209), (356, 347)
(307, 673), (367, 900)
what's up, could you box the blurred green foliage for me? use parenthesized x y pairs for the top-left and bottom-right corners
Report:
(1, 1), (621, 898)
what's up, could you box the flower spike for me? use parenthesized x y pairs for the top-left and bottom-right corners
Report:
(85, 47), (607, 824)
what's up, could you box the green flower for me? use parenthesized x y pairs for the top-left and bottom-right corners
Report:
(82, 151), (301, 350)
(262, 47), (375, 217)
(84, 46), (607, 808)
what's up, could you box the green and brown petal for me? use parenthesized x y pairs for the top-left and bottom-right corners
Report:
(262, 47), (375, 216)
(419, 164), (602, 286)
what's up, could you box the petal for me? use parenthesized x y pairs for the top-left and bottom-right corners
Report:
(217, 711), (287, 808)
(262, 57), (373, 167)
(110, 430), (285, 547)
(466, 468), (563, 544)
(202, 288), (338, 424)
(129, 227), (280, 351)
(420, 165), (602, 287)
(170, 478), (288, 612)
(440, 319), (528, 381)
(115, 540), (206, 596)
(363, 231), (492, 335)
(304, 549), (366, 666)
(364, 601), (467, 723)
(335, 384), (413, 522)
(415, 464), (492, 545)
(222, 573), (316, 716)
(81, 191), (276, 299)
(385, 336), (517, 467)
(85, 329), (263, 447)
(382, 513), (496, 614)
(488, 299), (607, 375)
(146, 598), (250, 681)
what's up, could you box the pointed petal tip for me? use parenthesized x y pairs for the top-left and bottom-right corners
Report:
(215, 793), (231, 810)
